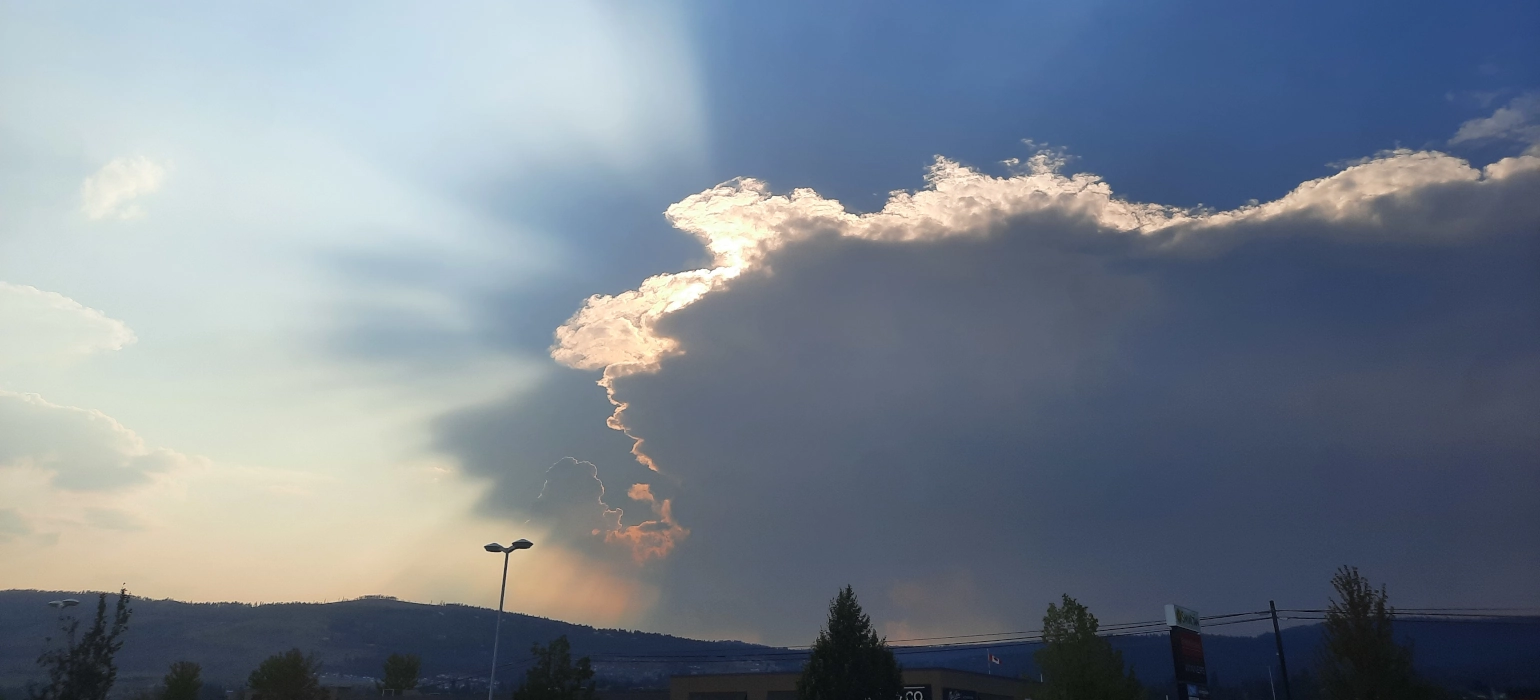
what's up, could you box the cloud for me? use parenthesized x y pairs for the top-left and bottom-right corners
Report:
(557, 147), (1537, 375)
(423, 103), (1540, 638)
(504, 133), (1540, 639)
(0, 508), (30, 538)
(524, 457), (689, 564)
(552, 146), (1540, 481)
(603, 482), (688, 564)
(0, 282), (136, 365)
(1450, 93), (1540, 154)
(531, 457), (625, 539)
(80, 156), (166, 220)
(0, 390), (195, 491)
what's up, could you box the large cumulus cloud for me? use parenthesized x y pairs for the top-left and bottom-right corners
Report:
(439, 120), (1540, 640)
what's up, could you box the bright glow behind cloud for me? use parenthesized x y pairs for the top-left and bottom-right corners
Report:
(555, 149), (1539, 380)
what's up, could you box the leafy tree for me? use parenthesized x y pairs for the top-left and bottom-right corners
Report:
(162, 662), (201, 700)
(28, 589), (134, 700)
(511, 636), (595, 700)
(381, 653), (421, 692)
(1317, 567), (1436, 700)
(1033, 594), (1142, 700)
(796, 586), (901, 700)
(248, 650), (323, 700)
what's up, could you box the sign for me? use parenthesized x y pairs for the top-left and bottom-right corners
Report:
(941, 689), (977, 700)
(899, 686), (931, 700)
(1166, 604), (1208, 700)
(1165, 604), (1201, 632)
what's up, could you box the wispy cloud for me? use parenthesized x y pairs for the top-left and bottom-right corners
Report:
(80, 156), (166, 220)
(1450, 92), (1540, 154)
(0, 282), (136, 365)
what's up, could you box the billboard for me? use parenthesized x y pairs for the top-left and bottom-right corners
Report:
(1165, 604), (1201, 632)
(1166, 604), (1208, 700)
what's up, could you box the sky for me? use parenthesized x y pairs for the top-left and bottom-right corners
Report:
(2, 0), (1539, 646)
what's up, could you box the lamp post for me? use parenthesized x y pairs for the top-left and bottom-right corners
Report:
(485, 539), (533, 700)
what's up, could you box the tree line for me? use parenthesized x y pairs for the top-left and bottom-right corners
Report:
(798, 567), (1443, 700)
(18, 567), (1448, 700)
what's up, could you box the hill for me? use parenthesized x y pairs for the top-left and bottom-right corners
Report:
(891, 618), (1540, 695)
(4, 590), (1537, 698)
(0, 590), (764, 694)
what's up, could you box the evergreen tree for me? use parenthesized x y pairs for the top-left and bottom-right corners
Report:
(1317, 567), (1435, 700)
(796, 586), (901, 700)
(381, 654), (421, 692)
(1032, 595), (1142, 700)
(511, 636), (595, 700)
(248, 650), (323, 700)
(28, 589), (134, 700)
(161, 662), (202, 700)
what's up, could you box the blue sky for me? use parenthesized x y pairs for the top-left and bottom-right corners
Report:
(691, 1), (1539, 204)
(2, 1), (1538, 644)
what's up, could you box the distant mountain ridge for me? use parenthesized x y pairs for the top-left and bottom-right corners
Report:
(3, 590), (1536, 697)
(0, 590), (765, 693)
(895, 617), (1540, 693)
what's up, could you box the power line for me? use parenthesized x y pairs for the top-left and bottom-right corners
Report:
(1279, 614), (1540, 626)
(1279, 609), (1540, 617)
(1280, 606), (1540, 613)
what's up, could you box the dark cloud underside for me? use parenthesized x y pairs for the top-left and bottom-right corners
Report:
(434, 146), (1540, 640)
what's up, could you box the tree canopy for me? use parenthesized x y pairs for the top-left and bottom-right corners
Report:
(796, 586), (901, 700)
(248, 649), (323, 700)
(1033, 594), (1142, 700)
(381, 653), (421, 692)
(1317, 566), (1436, 700)
(161, 661), (202, 700)
(511, 636), (596, 700)
(29, 589), (133, 700)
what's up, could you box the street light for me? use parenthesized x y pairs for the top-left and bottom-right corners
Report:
(485, 539), (533, 700)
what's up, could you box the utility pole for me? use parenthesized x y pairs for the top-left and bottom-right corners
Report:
(1269, 601), (1293, 700)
